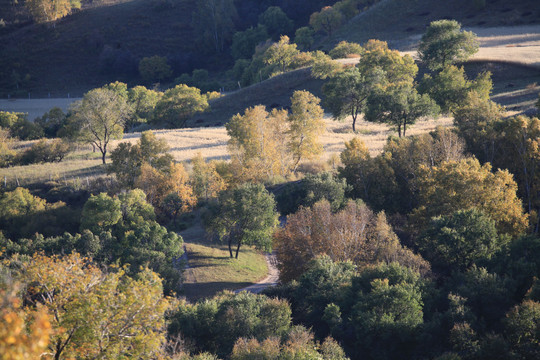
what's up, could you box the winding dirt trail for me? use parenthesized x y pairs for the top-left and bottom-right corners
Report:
(234, 252), (279, 294)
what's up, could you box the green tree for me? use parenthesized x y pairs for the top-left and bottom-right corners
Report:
(69, 88), (132, 164)
(35, 106), (67, 138)
(453, 92), (504, 164)
(322, 67), (377, 132)
(138, 55), (172, 84)
(350, 263), (425, 360)
(192, 0), (237, 53)
(505, 300), (540, 359)
(169, 291), (292, 357)
(329, 41), (363, 59)
(127, 86), (162, 127)
(294, 26), (314, 51)
(153, 84), (209, 128)
(309, 6), (343, 36)
(419, 65), (492, 114)
(262, 35), (300, 74)
(365, 82), (439, 137)
(80, 192), (122, 234)
(258, 6), (293, 41)
(25, 0), (81, 23)
(419, 209), (505, 273)
(418, 20), (479, 71)
(204, 183), (278, 258)
(287, 90), (325, 171)
(231, 25), (269, 60)
(191, 152), (226, 202)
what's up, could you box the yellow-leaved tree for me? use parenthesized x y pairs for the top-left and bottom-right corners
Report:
(287, 90), (325, 172)
(12, 252), (172, 360)
(411, 157), (529, 237)
(227, 105), (291, 182)
(25, 0), (81, 24)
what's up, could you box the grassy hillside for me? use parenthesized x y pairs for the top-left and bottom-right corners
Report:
(325, 0), (540, 49)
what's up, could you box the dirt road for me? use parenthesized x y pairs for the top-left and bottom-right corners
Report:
(235, 252), (279, 294)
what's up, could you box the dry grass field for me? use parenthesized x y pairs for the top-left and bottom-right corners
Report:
(0, 115), (453, 187)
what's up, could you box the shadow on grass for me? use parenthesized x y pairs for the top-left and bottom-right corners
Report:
(182, 281), (253, 302)
(64, 164), (106, 179)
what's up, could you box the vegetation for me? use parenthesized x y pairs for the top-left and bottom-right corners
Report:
(3, 3), (540, 360)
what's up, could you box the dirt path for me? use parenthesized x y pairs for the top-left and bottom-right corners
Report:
(234, 252), (279, 294)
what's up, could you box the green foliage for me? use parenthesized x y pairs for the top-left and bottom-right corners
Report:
(204, 183), (278, 258)
(153, 84), (209, 128)
(2, 111), (45, 140)
(109, 130), (173, 188)
(322, 67), (375, 132)
(138, 55), (172, 84)
(127, 85), (162, 127)
(419, 209), (505, 273)
(294, 26), (314, 51)
(68, 87), (132, 164)
(419, 65), (492, 114)
(309, 6), (343, 35)
(34, 107), (67, 138)
(262, 35), (300, 75)
(0, 187), (76, 240)
(18, 139), (71, 165)
(329, 41), (363, 59)
(192, 0), (238, 53)
(453, 92), (504, 164)
(276, 172), (349, 215)
(418, 20), (479, 71)
(258, 6), (293, 41)
(0, 128), (16, 167)
(365, 82), (439, 137)
(350, 263), (425, 360)
(79, 190), (183, 293)
(169, 291), (292, 357)
(80, 192), (122, 234)
(232, 25), (269, 60)
(504, 300), (540, 359)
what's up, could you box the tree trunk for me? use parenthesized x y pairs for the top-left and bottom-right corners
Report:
(235, 240), (242, 259)
(101, 151), (107, 164)
(228, 238), (233, 258)
(352, 114), (357, 132)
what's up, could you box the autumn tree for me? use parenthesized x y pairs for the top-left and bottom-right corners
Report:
(226, 105), (291, 181)
(0, 128), (16, 167)
(274, 200), (429, 282)
(418, 20), (479, 71)
(12, 253), (172, 360)
(0, 281), (51, 360)
(139, 56), (172, 84)
(411, 157), (529, 237)
(204, 183), (278, 258)
(287, 90), (325, 171)
(191, 152), (226, 203)
(192, 0), (237, 53)
(134, 162), (196, 217)
(25, 0), (81, 23)
(153, 84), (209, 128)
(69, 88), (132, 164)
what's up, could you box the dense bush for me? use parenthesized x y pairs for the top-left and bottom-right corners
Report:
(17, 139), (70, 165)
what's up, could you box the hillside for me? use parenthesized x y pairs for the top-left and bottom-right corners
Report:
(326, 0), (540, 49)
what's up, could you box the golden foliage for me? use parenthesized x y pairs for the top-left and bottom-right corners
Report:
(411, 157), (529, 237)
(191, 153), (226, 202)
(0, 282), (51, 360)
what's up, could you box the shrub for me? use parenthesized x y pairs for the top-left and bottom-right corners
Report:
(18, 139), (71, 165)
(139, 55), (172, 83)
